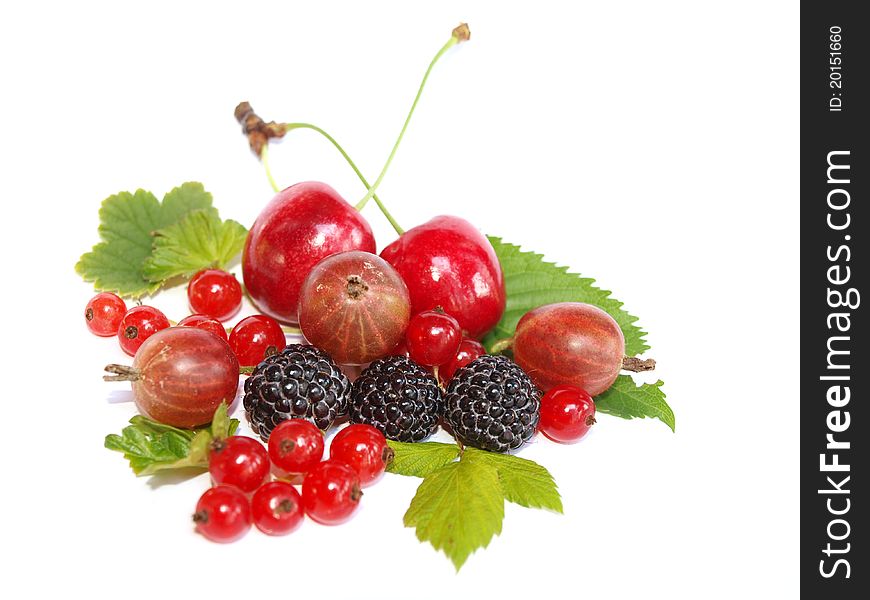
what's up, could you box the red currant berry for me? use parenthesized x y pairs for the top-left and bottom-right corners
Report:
(329, 424), (394, 487)
(188, 269), (243, 321)
(439, 339), (486, 383)
(117, 306), (170, 356)
(267, 419), (324, 476)
(538, 385), (596, 443)
(251, 481), (304, 535)
(208, 436), (271, 493)
(85, 292), (127, 336)
(405, 309), (462, 367)
(192, 485), (252, 543)
(178, 314), (228, 341)
(228, 315), (286, 367)
(301, 460), (362, 525)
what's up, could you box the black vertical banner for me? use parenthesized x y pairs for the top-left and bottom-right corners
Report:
(802, 2), (868, 597)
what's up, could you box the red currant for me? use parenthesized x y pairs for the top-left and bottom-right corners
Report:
(267, 419), (324, 476)
(329, 424), (393, 487)
(117, 306), (170, 356)
(405, 309), (462, 367)
(208, 436), (271, 493)
(188, 269), (243, 321)
(228, 315), (286, 367)
(192, 485), (252, 543)
(538, 385), (596, 443)
(178, 314), (228, 341)
(439, 338), (486, 383)
(301, 460), (362, 525)
(251, 481), (304, 535)
(85, 292), (127, 336)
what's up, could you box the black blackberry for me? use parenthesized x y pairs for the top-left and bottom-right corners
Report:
(350, 355), (442, 442)
(444, 355), (541, 453)
(243, 344), (351, 440)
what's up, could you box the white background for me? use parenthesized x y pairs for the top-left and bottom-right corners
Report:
(0, 1), (799, 598)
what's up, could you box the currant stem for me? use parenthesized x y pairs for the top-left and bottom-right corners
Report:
(489, 338), (514, 355)
(622, 357), (657, 372)
(260, 145), (281, 193)
(354, 24), (469, 213)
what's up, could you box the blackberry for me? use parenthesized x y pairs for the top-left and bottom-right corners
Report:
(243, 344), (351, 440)
(444, 355), (541, 453)
(350, 355), (442, 442)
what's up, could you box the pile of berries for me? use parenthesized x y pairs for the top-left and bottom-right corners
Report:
(194, 422), (392, 542)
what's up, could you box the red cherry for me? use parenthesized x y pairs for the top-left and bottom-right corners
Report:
(117, 306), (170, 356)
(193, 485), (252, 543)
(329, 424), (394, 487)
(439, 339), (486, 383)
(267, 419), (324, 476)
(243, 182), (376, 324)
(301, 460), (362, 525)
(85, 292), (127, 336)
(381, 215), (505, 339)
(188, 269), (243, 321)
(178, 314), (228, 341)
(405, 310), (462, 367)
(252, 481), (304, 535)
(538, 385), (596, 443)
(208, 436), (271, 493)
(229, 315), (286, 367)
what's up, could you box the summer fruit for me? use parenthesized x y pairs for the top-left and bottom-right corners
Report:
(193, 485), (252, 543)
(178, 314), (228, 341)
(298, 251), (411, 365)
(85, 292), (127, 336)
(512, 302), (625, 396)
(380, 216), (505, 339)
(350, 355), (442, 442)
(444, 355), (541, 453)
(243, 181), (376, 324)
(104, 327), (240, 428)
(187, 269), (243, 321)
(267, 419), (325, 476)
(252, 481), (304, 535)
(301, 460), (363, 525)
(405, 309), (462, 367)
(329, 424), (394, 487)
(117, 305), (170, 356)
(439, 339), (486, 384)
(538, 385), (596, 443)
(208, 436), (271, 493)
(243, 344), (351, 440)
(229, 314), (286, 367)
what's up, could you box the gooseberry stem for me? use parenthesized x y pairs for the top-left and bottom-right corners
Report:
(354, 24), (470, 213)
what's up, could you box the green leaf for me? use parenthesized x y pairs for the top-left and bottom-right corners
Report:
(463, 448), (562, 513)
(482, 236), (649, 356)
(210, 402), (232, 440)
(142, 208), (248, 282)
(76, 182), (214, 297)
(403, 459), (504, 570)
(386, 440), (461, 478)
(595, 376), (675, 432)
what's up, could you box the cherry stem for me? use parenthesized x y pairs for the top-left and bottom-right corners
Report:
(353, 24), (470, 215)
(260, 144), (281, 193)
(103, 364), (141, 382)
(622, 356), (657, 372)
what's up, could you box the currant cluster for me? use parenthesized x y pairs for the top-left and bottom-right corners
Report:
(193, 422), (392, 542)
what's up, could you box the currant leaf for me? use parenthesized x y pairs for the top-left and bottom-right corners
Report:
(483, 236), (650, 356)
(385, 440), (461, 478)
(595, 376), (675, 431)
(463, 448), (563, 513)
(142, 208), (248, 282)
(403, 459), (504, 570)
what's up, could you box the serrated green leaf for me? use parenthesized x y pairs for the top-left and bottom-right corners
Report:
(386, 440), (461, 478)
(76, 182), (214, 297)
(463, 448), (563, 513)
(403, 459), (504, 570)
(595, 376), (674, 432)
(483, 236), (649, 356)
(142, 208), (248, 282)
